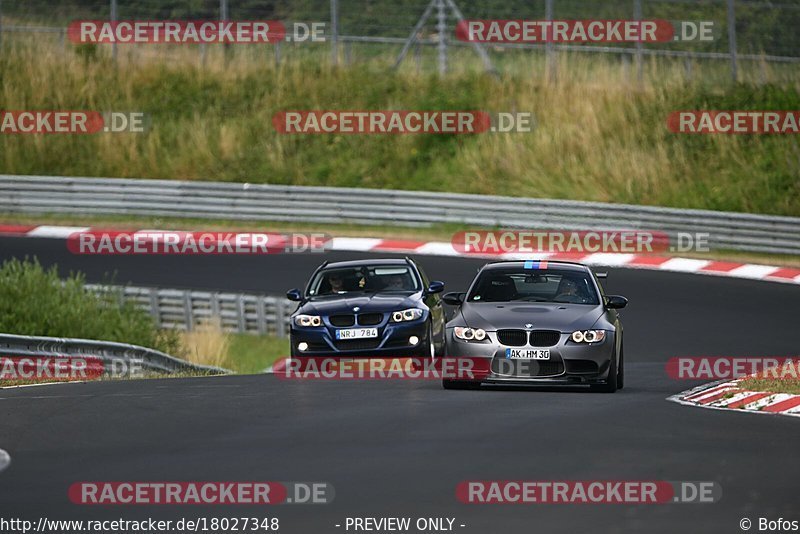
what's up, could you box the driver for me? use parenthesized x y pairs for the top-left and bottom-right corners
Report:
(384, 273), (407, 290)
(326, 272), (345, 294)
(555, 277), (582, 301)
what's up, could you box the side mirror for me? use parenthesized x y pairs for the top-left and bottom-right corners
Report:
(442, 292), (464, 306)
(286, 288), (303, 301)
(596, 272), (608, 279)
(426, 280), (445, 294)
(605, 295), (628, 309)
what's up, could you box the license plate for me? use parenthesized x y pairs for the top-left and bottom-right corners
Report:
(336, 328), (378, 340)
(505, 348), (550, 360)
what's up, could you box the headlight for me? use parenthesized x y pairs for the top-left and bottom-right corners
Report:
(454, 327), (488, 342)
(295, 314), (322, 327)
(390, 308), (424, 322)
(570, 330), (606, 343)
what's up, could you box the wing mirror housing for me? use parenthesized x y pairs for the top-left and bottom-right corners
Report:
(605, 295), (628, 309)
(286, 288), (303, 302)
(426, 280), (445, 294)
(442, 292), (464, 306)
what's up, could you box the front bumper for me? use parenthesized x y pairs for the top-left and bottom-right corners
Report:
(290, 320), (428, 358)
(444, 328), (616, 385)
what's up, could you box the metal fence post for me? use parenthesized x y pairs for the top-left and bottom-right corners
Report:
(727, 0), (738, 82)
(220, 0), (230, 64)
(436, 0), (447, 75)
(634, 0), (643, 84)
(110, 0), (118, 62)
(330, 0), (339, 65)
(545, 0), (555, 83)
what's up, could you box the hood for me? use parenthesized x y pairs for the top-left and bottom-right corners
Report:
(458, 302), (604, 332)
(299, 292), (420, 315)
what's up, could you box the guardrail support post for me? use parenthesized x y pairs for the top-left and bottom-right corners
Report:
(236, 295), (246, 333)
(256, 297), (267, 335)
(149, 289), (161, 328)
(211, 293), (221, 322)
(183, 292), (194, 331)
(275, 299), (287, 338)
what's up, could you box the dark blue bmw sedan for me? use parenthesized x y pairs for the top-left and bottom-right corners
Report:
(286, 258), (446, 359)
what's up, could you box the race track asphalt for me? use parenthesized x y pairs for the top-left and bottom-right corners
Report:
(1, 237), (798, 533)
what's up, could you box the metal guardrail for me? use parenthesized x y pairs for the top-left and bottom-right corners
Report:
(85, 284), (292, 337)
(0, 333), (229, 376)
(1, 174), (799, 254)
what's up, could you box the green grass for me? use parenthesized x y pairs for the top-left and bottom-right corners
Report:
(1, 39), (799, 216)
(739, 378), (800, 396)
(225, 334), (290, 374)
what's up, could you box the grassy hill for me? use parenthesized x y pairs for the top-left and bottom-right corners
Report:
(0, 39), (798, 216)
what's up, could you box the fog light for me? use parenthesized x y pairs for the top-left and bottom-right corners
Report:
(298, 342), (309, 351)
(409, 336), (419, 346)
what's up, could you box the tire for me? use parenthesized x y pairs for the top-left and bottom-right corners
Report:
(591, 352), (618, 393)
(411, 322), (436, 372)
(617, 345), (625, 390)
(442, 379), (481, 390)
(427, 321), (436, 360)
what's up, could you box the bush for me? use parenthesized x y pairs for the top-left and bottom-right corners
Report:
(0, 258), (182, 355)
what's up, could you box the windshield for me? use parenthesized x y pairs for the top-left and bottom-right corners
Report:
(308, 265), (419, 296)
(467, 268), (600, 305)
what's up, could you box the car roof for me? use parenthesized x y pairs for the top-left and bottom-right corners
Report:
(322, 258), (414, 269)
(481, 260), (590, 273)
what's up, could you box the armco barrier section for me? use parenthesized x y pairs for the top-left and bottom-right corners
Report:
(0, 333), (229, 376)
(1, 175), (799, 254)
(85, 284), (292, 337)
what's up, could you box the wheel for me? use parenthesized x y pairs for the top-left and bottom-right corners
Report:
(591, 352), (618, 393)
(617, 345), (624, 390)
(442, 379), (481, 390)
(427, 321), (436, 360)
(411, 321), (436, 372)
